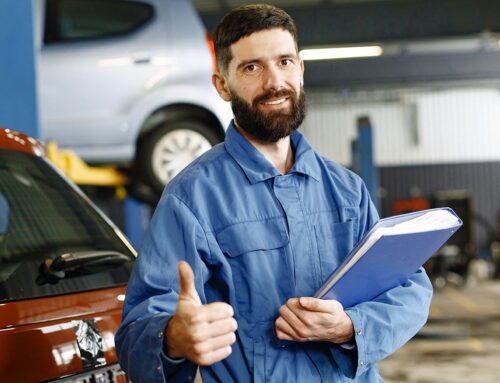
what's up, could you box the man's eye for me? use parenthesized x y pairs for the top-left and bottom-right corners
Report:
(245, 64), (258, 72)
(281, 59), (293, 66)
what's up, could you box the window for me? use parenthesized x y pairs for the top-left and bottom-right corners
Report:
(0, 149), (135, 302)
(44, 0), (154, 43)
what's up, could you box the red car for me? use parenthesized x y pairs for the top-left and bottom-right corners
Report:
(0, 128), (135, 382)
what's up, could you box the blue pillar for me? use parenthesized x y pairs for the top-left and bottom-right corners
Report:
(0, 0), (39, 137)
(124, 197), (151, 249)
(356, 116), (381, 213)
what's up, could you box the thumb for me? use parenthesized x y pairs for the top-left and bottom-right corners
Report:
(178, 261), (201, 304)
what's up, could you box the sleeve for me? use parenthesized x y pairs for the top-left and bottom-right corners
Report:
(114, 193), (211, 383)
(329, 182), (433, 379)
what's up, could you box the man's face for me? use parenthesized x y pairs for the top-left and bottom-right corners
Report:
(217, 28), (306, 143)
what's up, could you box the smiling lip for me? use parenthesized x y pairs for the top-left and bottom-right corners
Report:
(262, 97), (289, 105)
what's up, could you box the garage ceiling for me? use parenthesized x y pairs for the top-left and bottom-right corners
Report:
(192, 0), (500, 88)
(191, 0), (391, 14)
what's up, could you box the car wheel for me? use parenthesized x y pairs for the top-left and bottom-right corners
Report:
(139, 120), (221, 194)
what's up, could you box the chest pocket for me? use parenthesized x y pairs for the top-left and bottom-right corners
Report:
(314, 218), (356, 283)
(216, 218), (292, 323)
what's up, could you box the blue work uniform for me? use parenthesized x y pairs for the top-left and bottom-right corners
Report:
(115, 122), (433, 382)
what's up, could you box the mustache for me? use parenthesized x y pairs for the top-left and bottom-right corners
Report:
(253, 89), (296, 106)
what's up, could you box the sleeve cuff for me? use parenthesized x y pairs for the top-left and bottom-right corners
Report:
(161, 349), (186, 364)
(339, 339), (356, 350)
(329, 307), (368, 379)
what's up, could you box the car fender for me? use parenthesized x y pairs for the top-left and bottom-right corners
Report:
(126, 82), (232, 145)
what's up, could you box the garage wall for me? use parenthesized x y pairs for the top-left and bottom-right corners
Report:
(302, 85), (500, 166)
(301, 83), (500, 249)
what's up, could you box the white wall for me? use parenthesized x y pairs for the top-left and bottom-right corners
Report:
(302, 86), (500, 166)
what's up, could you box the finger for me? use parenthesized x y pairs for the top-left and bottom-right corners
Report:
(299, 297), (343, 313)
(195, 331), (236, 356)
(202, 317), (238, 338)
(178, 261), (201, 304)
(197, 345), (233, 366)
(275, 327), (293, 340)
(275, 315), (306, 341)
(198, 302), (235, 323)
(283, 299), (309, 327)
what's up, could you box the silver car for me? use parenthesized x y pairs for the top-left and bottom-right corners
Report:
(37, 0), (231, 194)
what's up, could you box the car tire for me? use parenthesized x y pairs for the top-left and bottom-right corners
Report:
(138, 119), (222, 194)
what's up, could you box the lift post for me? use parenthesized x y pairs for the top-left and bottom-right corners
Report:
(352, 116), (381, 213)
(0, 0), (39, 137)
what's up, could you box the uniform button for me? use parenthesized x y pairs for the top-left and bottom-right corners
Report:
(158, 330), (164, 338)
(360, 361), (364, 366)
(156, 365), (162, 373)
(357, 329), (362, 336)
(188, 376), (193, 381)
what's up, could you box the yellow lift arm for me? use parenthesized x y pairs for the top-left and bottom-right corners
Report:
(46, 141), (128, 187)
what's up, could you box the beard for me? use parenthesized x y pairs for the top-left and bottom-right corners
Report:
(230, 86), (306, 143)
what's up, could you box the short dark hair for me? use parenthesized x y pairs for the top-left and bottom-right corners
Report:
(213, 4), (298, 73)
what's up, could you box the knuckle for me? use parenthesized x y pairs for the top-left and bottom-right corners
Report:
(228, 332), (237, 344)
(302, 315), (314, 327)
(187, 314), (200, 325)
(230, 319), (238, 331)
(296, 328), (309, 339)
(190, 329), (204, 343)
(197, 354), (211, 366)
(192, 343), (206, 356)
(225, 304), (234, 317)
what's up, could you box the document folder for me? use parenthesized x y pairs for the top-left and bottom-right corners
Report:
(314, 207), (462, 308)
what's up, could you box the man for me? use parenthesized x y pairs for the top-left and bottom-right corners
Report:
(115, 4), (432, 382)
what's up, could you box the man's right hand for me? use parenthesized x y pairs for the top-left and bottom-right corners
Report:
(165, 261), (238, 366)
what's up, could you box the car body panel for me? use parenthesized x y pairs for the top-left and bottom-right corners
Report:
(36, 0), (231, 164)
(0, 128), (45, 156)
(0, 286), (126, 383)
(72, 81), (229, 162)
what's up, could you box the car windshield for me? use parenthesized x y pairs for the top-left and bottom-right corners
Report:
(0, 149), (135, 302)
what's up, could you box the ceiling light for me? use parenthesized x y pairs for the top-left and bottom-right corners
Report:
(299, 45), (383, 61)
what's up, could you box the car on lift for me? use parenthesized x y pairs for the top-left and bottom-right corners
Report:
(37, 0), (231, 197)
(0, 127), (136, 382)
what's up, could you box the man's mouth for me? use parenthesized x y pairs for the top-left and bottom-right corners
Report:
(261, 97), (289, 106)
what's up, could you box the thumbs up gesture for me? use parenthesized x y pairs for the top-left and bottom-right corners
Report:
(165, 262), (238, 366)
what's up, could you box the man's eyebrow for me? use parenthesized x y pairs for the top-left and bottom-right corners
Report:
(236, 59), (261, 71)
(236, 53), (299, 70)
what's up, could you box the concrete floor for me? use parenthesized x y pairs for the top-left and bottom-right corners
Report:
(380, 281), (500, 382)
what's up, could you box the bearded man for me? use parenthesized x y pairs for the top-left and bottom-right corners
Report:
(115, 4), (432, 382)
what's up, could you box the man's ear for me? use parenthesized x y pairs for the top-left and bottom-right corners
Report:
(212, 72), (232, 102)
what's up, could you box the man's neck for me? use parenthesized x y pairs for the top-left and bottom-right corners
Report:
(234, 124), (294, 175)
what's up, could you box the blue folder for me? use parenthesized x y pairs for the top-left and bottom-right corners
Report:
(314, 207), (462, 308)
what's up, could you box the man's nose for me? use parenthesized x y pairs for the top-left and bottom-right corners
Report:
(262, 66), (283, 91)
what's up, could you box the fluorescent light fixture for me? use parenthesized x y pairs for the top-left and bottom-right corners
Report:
(299, 45), (383, 61)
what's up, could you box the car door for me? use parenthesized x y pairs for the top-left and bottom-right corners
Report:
(37, 0), (171, 157)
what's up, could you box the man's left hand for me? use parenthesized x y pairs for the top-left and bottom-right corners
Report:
(275, 297), (354, 344)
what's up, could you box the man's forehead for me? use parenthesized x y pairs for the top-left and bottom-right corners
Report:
(229, 28), (298, 63)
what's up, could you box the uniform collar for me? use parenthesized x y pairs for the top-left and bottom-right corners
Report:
(224, 121), (321, 184)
